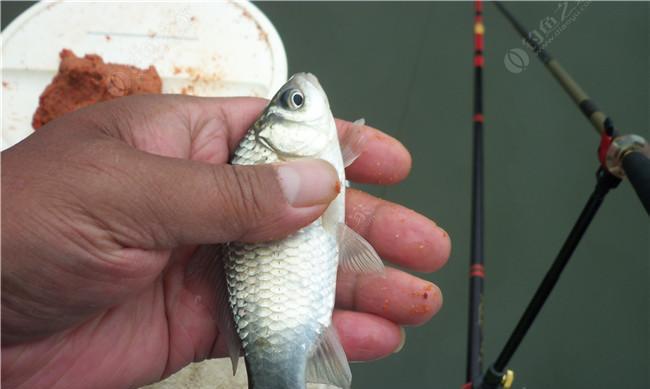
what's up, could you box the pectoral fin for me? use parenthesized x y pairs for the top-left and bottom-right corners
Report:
(306, 325), (352, 389)
(340, 118), (367, 168)
(337, 223), (384, 274)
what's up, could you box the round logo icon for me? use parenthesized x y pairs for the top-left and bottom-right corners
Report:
(504, 48), (530, 74)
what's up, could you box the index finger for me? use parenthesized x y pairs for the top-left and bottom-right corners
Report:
(190, 97), (413, 186)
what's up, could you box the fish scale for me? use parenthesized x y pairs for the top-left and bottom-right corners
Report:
(226, 215), (338, 388)
(226, 221), (337, 351)
(227, 120), (340, 388)
(232, 130), (277, 165)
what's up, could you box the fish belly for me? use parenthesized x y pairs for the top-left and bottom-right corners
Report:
(225, 220), (338, 389)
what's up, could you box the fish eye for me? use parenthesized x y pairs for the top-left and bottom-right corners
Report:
(292, 92), (304, 107)
(283, 89), (304, 110)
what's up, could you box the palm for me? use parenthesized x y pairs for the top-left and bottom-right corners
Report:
(3, 103), (231, 386)
(63, 101), (246, 380)
(53, 249), (225, 386)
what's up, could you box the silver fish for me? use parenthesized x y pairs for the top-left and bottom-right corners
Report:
(217, 73), (384, 389)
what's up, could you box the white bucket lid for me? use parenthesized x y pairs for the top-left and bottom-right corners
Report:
(1, 0), (288, 150)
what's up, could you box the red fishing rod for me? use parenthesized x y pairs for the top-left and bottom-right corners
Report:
(462, 3), (650, 389)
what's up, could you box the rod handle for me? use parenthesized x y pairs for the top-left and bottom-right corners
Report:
(605, 134), (650, 215)
(622, 151), (650, 214)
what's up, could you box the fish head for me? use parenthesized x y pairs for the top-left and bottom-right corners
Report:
(256, 73), (336, 158)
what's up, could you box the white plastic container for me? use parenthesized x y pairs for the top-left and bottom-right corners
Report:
(1, 0), (288, 150)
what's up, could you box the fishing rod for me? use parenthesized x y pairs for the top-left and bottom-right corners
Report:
(462, 3), (650, 389)
(493, 1), (650, 213)
(465, 0), (485, 388)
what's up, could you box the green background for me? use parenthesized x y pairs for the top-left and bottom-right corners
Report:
(3, 2), (648, 388)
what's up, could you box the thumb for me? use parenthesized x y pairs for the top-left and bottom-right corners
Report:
(97, 150), (340, 247)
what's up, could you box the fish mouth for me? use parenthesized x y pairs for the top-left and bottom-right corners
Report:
(301, 72), (321, 88)
(290, 72), (323, 92)
(289, 72), (329, 109)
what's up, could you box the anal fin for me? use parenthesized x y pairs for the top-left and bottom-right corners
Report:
(306, 325), (352, 389)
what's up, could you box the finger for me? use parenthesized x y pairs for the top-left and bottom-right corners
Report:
(192, 102), (413, 180)
(93, 96), (414, 185)
(188, 96), (268, 160)
(346, 189), (450, 272)
(336, 119), (412, 185)
(89, 146), (340, 248)
(336, 267), (442, 326)
(333, 310), (404, 361)
(192, 103), (412, 184)
(193, 101), (413, 182)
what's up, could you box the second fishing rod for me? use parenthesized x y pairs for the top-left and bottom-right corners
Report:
(476, 3), (650, 389)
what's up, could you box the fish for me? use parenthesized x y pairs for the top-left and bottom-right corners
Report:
(206, 73), (385, 389)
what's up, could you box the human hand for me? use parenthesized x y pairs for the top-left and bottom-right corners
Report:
(1, 94), (450, 388)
